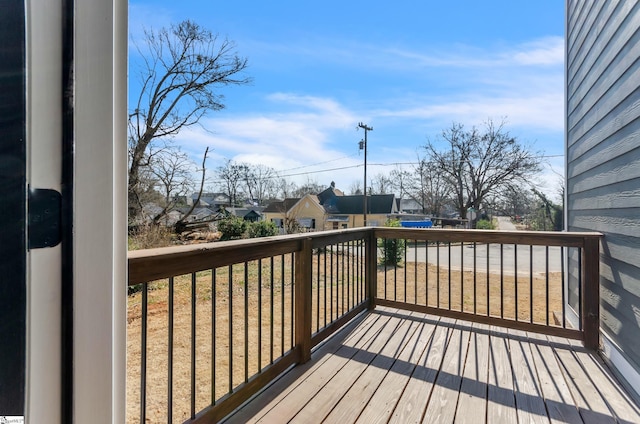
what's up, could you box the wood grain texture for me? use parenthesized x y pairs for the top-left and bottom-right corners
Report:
(223, 309), (640, 424)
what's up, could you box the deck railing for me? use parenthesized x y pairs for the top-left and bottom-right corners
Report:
(127, 227), (601, 423)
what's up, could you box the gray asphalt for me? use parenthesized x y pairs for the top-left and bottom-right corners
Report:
(403, 216), (563, 275)
(404, 243), (563, 275)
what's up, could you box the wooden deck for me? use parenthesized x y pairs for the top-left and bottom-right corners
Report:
(226, 307), (640, 424)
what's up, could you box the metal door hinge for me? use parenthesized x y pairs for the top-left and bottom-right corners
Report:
(28, 188), (62, 249)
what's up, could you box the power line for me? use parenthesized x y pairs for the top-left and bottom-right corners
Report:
(204, 153), (565, 184)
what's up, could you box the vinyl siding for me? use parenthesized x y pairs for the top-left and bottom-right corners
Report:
(567, 0), (640, 375)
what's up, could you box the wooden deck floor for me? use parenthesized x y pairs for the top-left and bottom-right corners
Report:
(226, 307), (640, 424)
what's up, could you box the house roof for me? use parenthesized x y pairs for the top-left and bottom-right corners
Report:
(317, 185), (343, 205)
(263, 198), (301, 213)
(332, 194), (396, 214)
(227, 207), (263, 219)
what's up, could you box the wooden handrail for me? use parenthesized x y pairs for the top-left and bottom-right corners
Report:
(373, 227), (602, 246)
(128, 227), (603, 423)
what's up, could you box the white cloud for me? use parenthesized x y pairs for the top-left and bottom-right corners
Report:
(511, 37), (564, 66)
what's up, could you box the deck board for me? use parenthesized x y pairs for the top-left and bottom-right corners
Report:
(388, 317), (455, 423)
(354, 316), (438, 424)
(454, 322), (489, 424)
(288, 315), (409, 423)
(486, 325), (517, 423)
(526, 331), (583, 424)
(224, 307), (640, 424)
(322, 313), (425, 423)
(508, 328), (549, 424)
(422, 321), (470, 423)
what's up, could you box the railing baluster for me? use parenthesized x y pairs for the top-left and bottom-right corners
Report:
(324, 248), (327, 327)
(244, 263), (249, 383)
(346, 241), (350, 311)
(414, 239), (418, 305)
(460, 241), (464, 312)
(403, 240), (407, 303)
(448, 241), (451, 310)
(473, 242), (477, 315)
(500, 244), (504, 319)
(281, 255), (285, 356)
(425, 238), (429, 306)
(486, 243), (490, 317)
(384, 239), (388, 300)
(270, 257), (274, 364)
(212, 270), (216, 402)
(561, 246), (566, 328)
(140, 282), (148, 424)
(530, 245), (533, 324)
(514, 244), (518, 321)
(330, 246), (334, 321)
(316, 248), (320, 333)
(191, 272), (196, 419)
(436, 241), (440, 308)
(393, 240), (397, 301)
(257, 261), (261, 372)
(168, 277), (174, 423)
(291, 252), (295, 350)
(229, 265), (233, 393)
(341, 242), (345, 315)
(544, 246), (549, 326)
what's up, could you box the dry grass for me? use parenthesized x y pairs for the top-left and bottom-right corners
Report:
(127, 257), (563, 423)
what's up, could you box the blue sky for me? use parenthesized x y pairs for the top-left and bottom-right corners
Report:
(129, 1), (565, 198)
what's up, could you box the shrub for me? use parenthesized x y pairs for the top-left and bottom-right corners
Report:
(217, 216), (247, 240)
(247, 220), (278, 238)
(378, 219), (405, 266)
(475, 219), (495, 230)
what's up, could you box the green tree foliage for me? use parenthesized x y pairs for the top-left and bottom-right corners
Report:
(378, 219), (405, 266)
(247, 220), (278, 238)
(217, 216), (247, 240)
(475, 219), (495, 230)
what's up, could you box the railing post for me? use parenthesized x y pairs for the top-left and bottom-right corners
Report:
(295, 238), (313, 363)
(582, 236), (600, 350)
(366, 230), (377, 310)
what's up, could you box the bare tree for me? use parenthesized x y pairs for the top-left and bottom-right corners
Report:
(423, 119), (541, 223)
(276, 177), (297, 199)
(370, 173), (392, 194)
(128, 20), (250, 222)
(242, 164), (277, 205)
(217, 159), (247, 206)
(408, 156), (451, 215)
(388, 167), (412, 199)
(349, 180), (363, 195)
(148, 146), (194, 224)
(291, 179), (324, 197)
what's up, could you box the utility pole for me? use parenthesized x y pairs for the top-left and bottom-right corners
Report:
(358, 122), (373, 227)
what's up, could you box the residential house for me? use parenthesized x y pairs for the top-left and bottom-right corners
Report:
(263, 184), (398, 231)
(566, 0), (640, 397)
(190, 192), (232, 210)
(263, 194), (325, 232)
(227, 206), (264, 222)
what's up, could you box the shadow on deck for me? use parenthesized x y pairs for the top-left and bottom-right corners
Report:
(227, 307), (640, 424)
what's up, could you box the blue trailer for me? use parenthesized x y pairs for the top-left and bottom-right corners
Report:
(400, 220), (433, 228)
